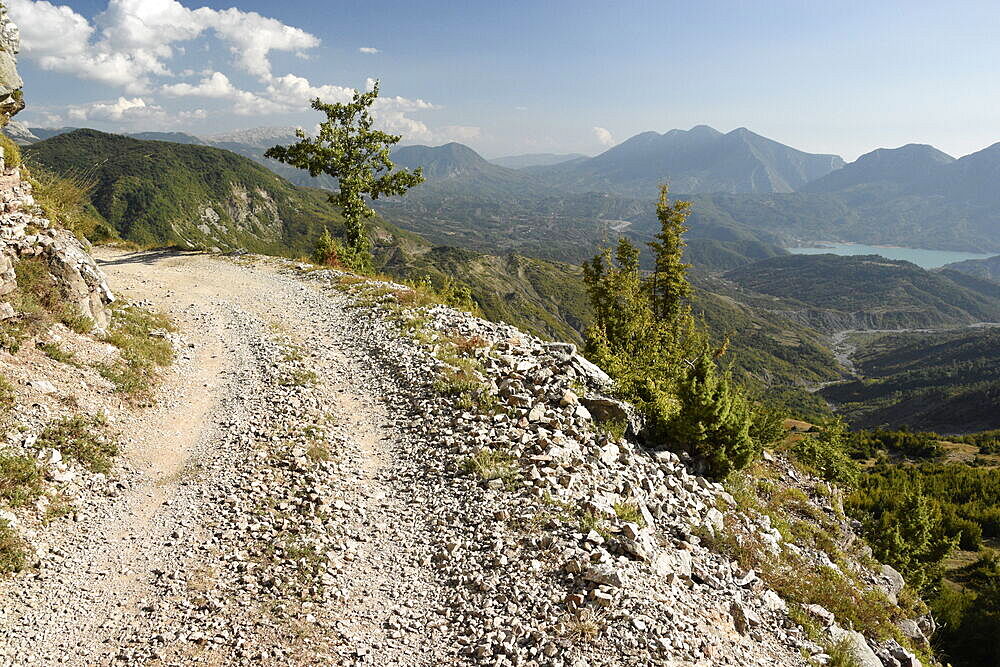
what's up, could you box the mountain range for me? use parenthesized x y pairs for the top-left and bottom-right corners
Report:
(524, 125), (845, 197)
(488, 153), (587, 169)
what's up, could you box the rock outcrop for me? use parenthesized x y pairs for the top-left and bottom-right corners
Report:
(0, 10), (113, 328)
(0, 5), (24, 127)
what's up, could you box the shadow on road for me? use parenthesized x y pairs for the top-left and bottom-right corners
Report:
(96, 248), (207, 267)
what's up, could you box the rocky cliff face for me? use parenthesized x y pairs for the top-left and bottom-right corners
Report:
(0, 6), (24, 127)
(0, 9), (113, 329)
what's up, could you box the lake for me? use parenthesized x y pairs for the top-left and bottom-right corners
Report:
(785, 242), (996, 269)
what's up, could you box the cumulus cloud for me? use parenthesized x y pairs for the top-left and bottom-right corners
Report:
(592, 126), (615, 147)
(161, 71), (286, 114)
(8, 0), (452, 137)
(8, 0), (320, 90)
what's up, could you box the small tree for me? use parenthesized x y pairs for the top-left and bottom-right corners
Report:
(664, 348), (757, 478)
(581, 186), (768, 479)
(647, 185), (692, 322)
(265, 81), (424, 271)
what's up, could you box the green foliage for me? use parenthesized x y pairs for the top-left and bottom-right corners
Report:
(849, 485), (955, 594)
(848, 428), (944, 460)
(265, 82), (424, 270)
(0, 452), (42, 508)
(663, 348), (758, 478)
(0, 518), (28, 575)
(36, 414), (118, 474)
(582, 187), (765, 478)
(790, 419), (860, 486)
(0, 134), (20, 168)
(931, 573), (1000, 666)
(647, 188), (692, 321)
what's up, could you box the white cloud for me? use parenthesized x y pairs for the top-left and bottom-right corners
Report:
(162, 71), (286, 115)
(202, 6), (319, 80)
(592, 126), (615, 147)
(8, 0), (451, 137)
(36, 96), (206, 128)
(65, 96), (165, 124)
(8, 0), (320, 89)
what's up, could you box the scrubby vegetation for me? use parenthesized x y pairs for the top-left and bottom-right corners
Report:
(0, 518), (28, 574)
(0, 133), (21, 168)
(0, 452), (42, 507)
(25, 164), (119, 244)
(36, 414), (118, 474)
(96, 303), (175, 397)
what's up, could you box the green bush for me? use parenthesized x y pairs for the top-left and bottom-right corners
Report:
(582, 189), (764, 479)
(661, 348), (758, 479)
(790, 420), (859, 486)
(0, 452), (42, 508)
(0, 518), (28, 574)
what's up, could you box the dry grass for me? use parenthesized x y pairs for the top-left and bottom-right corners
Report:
(36, 414), (118, 474)
(96, 303), (175, 397)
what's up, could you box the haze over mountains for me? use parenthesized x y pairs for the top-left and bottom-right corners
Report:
(10, 121), (1000, 258)
(488, 153), (587, 169)
(524, 125), (845, 196)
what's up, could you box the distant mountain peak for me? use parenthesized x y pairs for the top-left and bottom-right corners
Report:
(529, 125), (844, 196)
(204, 126), (304, 147)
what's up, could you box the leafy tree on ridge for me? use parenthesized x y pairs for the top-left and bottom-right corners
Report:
(265, 81), (424, 271)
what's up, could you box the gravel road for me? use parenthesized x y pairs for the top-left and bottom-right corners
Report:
(2, 249), (448, 665)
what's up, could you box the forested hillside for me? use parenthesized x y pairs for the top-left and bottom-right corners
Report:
(822, 327), (1000, 432)
(724, 254), (1000, 330)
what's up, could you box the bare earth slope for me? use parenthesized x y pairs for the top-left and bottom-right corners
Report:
(3, 250), (855, 666)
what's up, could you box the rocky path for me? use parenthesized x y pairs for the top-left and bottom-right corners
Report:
(2, 250), (447, 665)
(2, 249), (822, 667)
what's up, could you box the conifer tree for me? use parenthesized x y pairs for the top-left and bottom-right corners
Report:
(265, 81), (424, 271)
(647, 185), (692, 322)
(664, 348), (757, 478)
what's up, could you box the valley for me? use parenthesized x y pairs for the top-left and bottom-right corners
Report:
(4, 2), (1000, 666)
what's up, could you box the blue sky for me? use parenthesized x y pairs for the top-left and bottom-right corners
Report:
(7, 0), (1000, 160)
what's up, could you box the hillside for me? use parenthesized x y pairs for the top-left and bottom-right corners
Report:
(23, 129), (346, 254)
(822, 327), (1000, 432)
(724, 254), (1000, 331)
(943, 254), (1000, 283)
(525, 125), (844, 197)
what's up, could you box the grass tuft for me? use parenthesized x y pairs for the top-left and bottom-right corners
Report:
(36, 414), (118, 474)
(96, 303), (174, 397)
(461, 448), (520, 489)
(0, 518), (29, 575)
